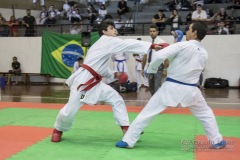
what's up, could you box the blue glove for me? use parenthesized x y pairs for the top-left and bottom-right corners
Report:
(174, 30), (183, 42)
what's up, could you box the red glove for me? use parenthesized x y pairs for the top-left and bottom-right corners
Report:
(151, 43), (170, 49)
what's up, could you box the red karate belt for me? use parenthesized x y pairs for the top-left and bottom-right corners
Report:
(77, 64), (102, 91)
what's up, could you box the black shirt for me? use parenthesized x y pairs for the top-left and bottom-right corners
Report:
(12, 61), (21, 70)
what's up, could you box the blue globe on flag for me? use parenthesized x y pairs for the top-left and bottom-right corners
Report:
(62, 44), (84, 67)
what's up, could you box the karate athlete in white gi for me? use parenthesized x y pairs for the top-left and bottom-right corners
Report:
(116, 22), (226, 149)
(133, 54), (149, 89)
(133, 38), (149, 89)
(51, 20), (155, 143)
(111, 52), (130, 81)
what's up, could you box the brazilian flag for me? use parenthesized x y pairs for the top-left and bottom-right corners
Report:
(41, 31), (100, 79)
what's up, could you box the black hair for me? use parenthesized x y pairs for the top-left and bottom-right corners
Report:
(149, 24), (158, 31)
(98, 19), (115, 36)
(13, 56), (17, 60)
(77, 57), (83, 61)
(137, 38), (141, 40)
(192, 22), (207, 41)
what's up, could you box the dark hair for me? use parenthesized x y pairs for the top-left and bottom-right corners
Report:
(77, 57), (83, 61)
(192, 22), (207, 40)
(137, 38), (141, 40)
(197, 4), (202, 7)
(149, 24), (158, 31)
(13, 56), (17, 60)
(98, 19), (115, 36)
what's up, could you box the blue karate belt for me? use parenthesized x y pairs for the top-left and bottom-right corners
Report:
(116, 59), (126, 72)
(166, 77), (197, 87)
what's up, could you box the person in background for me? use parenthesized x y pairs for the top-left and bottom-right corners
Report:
(117, 0), (129, 16)
(166, 9), (182, 32)
(0, 12), (9, 37)
(7, 56), (22, 85)
(152, 9), (166, 34)
(142, 24), (168, 96)
(36, 5), (48, 25)
(96, 4), (108, 23)
(22, 9), (36, 37)
(72, 57), (84, 73)
(6, 15), (19, 37)
(133, 38), (149, 89)
(191, 4), (207, 21)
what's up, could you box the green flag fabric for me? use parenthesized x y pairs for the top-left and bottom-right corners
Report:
(41, 31), (99, 79)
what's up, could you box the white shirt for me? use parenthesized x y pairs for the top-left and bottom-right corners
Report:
(114, 20), (124, 29)
(192, 10), (207, 20)
(148, 37), (165, 64)
(218, 27), (229, 35)
(98, 9), (107, 18)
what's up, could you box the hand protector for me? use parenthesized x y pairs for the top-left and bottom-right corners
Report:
(172, 30), (183, 42)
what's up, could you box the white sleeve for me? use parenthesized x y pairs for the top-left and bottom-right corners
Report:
(147, 43), (181, 74)
(110, 38), (151, 55)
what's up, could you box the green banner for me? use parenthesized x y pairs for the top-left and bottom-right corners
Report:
(41, 31), (99, 79)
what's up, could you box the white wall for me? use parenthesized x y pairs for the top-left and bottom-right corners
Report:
(0, 35), (240, 86)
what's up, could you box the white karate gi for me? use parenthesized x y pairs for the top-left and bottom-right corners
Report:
(122, 40), (223, 147)
(134, 54), (148, 88)
(54, 35), (151, 132)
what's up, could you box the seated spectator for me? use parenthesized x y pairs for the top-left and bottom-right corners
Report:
(36, 5), (48, 25)
(96, 4), (107, 23)
(191, 4), (207, 21)
(6, 15), (19, 37)
(211, 8), (228, 21)
(87, 3), (98, 26)
(166, 9), (182, 32)
(152, 9), (166, 34)
(0, 13), (9, 37)
(114, 16), (124, 35)
(117, 0), (129, 16)
(211, 21), (229, 35)
(61, 0), (71, 20)
(69, 8), (82, 23)
(22, 9), (36, 37)
(44, 5), (57, 27)
(7, 56), (21, 85)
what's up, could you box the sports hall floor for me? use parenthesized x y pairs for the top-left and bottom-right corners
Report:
(0, 84), (239, 160)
